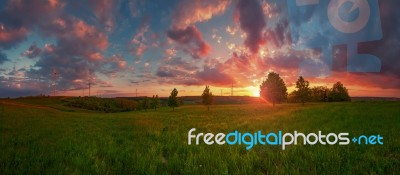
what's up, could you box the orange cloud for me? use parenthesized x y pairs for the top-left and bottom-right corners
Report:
(172, 0), (231, 28)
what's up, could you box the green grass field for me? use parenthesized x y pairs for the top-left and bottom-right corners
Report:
(0, 98), (399, 174)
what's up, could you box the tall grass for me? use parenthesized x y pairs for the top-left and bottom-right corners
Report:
(0, 100), (399, 174)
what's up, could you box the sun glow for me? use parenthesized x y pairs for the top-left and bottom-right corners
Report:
(246, 86), (260, 97)
(252, 90), (260, 97)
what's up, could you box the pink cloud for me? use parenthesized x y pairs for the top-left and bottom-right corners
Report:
(167, 0), (231, 59)
(88, 0), (116, 32)
(172, 0), (231, 28)
(0, 27), (28, 49)
(130, 16), (150, 58)
(21, 43), (42, 58)
(167, 26), (210, 59)
(196, 65), (235, 86)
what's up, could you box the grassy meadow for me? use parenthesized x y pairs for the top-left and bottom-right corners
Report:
(0, 98), (399, 174)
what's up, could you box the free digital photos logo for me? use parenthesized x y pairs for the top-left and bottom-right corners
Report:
(188, 128), (384, 150)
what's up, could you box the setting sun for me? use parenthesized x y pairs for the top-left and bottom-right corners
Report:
(246, 86), (260, 97)
(252, 90), (260, 97)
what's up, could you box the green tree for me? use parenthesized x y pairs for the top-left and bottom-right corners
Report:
(150, 95), (160, 110)
(141, 97), (150, 111)
(311, 86), (330, 102)
(260, 72), (287, 106)
(295, 76), (310, 105)
(328, 82), (351, 102)
(287, 90), (298, 103)
(168, 88), (179, 111)
(201, 85), (214, 111)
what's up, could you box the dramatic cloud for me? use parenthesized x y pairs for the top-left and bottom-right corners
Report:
(264, 19), (291, 48)
(171, 0), (231, 27)
(131, 16), (150, 59)
(196, 65), (235, 86)
(156, 57), (197, 77)
(0, 0), (62, 43)
(101, 54), (127, 75)
(22, 43), (42, 58)
(88, 0), (117, 32)
(156, 57), (201, 85)
(0, 0), (63, 67)
(156, 56), (236, 87)
(0, 0), (112, 92)
(27, 17), (109, 87)
(167, 26), (210, 59)
(167, 0), (230, 59)
(0, 27), (28, 49)
(260, 0), (281, 19)
(0, 0), (399, 97)
(235, 0), (266, 53)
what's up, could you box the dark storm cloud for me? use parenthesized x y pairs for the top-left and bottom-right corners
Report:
(235, 0), (266, 53)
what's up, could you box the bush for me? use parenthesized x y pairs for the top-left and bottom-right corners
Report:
(64, 97), (138, 113)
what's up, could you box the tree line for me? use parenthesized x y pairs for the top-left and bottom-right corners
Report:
(260, 72), (351, 106)
(145, 72), (351, 111)
(64, 72), (350, 112)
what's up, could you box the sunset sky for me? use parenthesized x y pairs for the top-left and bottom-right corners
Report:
(0, 0), (399, 98)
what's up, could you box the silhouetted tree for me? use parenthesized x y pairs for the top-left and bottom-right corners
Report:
(295, 76), (310, 105)
(201, 85), (214, 111)
(287, 90), (299, 103)
(150, 95), (160, 110)
(141, 97), (150, 111)
(328, 82), (351, 102)
(168, 88), (179, 111)
(311, 86), (330, 102)
(260, 72), (287, 106)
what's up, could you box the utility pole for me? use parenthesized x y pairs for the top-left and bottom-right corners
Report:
(88, 79), (91, 97)
(221, 89), (222, 96)
(136, 88), (137, 97)
(231, 84), (233, 96)
(53, 68), (57, 97)
(89, 72), (92, 97)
